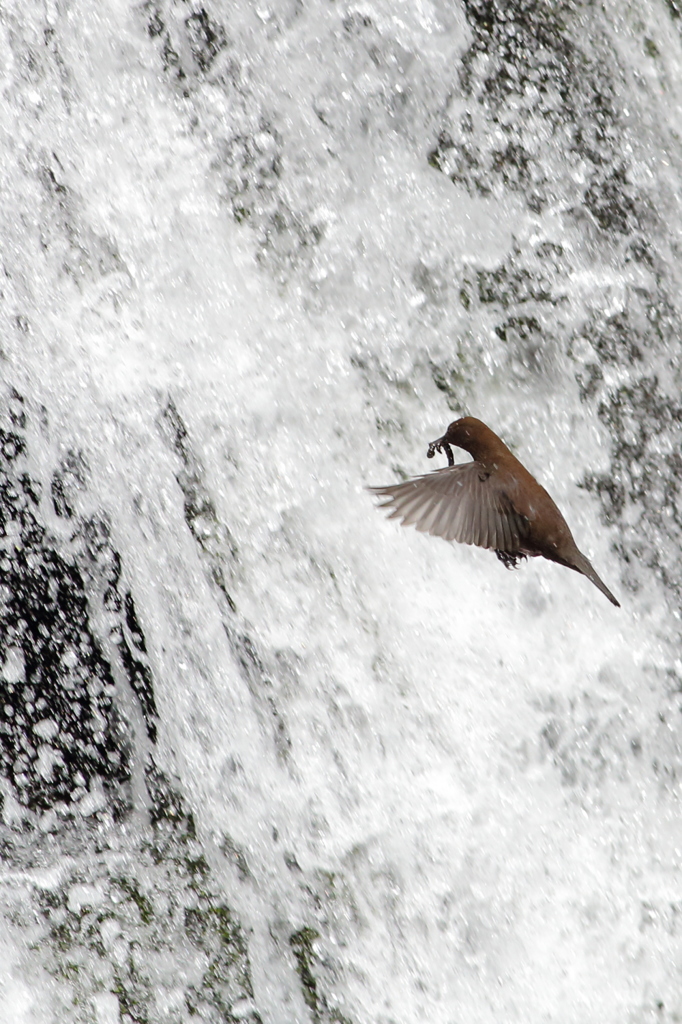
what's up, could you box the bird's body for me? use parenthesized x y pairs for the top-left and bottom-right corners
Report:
(370, 416), (620, 607)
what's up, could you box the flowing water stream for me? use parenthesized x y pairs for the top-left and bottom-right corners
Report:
(1, 0), (681, 1020)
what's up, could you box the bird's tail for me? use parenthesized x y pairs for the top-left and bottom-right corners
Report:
(569, 550), (620, 607)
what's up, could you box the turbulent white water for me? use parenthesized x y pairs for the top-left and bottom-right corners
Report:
(1, 0), (682, 1021)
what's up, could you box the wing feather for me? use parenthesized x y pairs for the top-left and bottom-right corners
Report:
(451, 498), (467, 543)
(386, 493), (423, 522)
(472, 475), (485, 545)
(415, 496), (443, 534)
(369, 462), (529, 552)
(461, 478), (477, 544)
(430, 497), (451, 538)
(444, 500), (460, 543)
(476, 480), (488, 548)
(488, 502), (499, 550)
(484, 505), (495, 550)
(424, 497), (449, 531)
(399, 501), (428, 527)
(500, 511), (512, 552)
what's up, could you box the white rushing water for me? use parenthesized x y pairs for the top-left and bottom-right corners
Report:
(1, 0), (682, 1021)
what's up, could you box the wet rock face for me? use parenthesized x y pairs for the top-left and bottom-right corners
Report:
(430, 0), (635, 218)
(0, 390), (163, 816)
(5, 0), (682, 1019)
(429, 0), (651, 252)
(0, 397), (267, 1021)
(25, 763), (263, 1024)
(425, 0), (682, 601)
(0, 403), (131, 815)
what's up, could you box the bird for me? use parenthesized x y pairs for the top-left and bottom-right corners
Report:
(370, 416), (620, 607)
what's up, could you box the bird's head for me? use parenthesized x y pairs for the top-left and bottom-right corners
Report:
(428, 417), (508, 463)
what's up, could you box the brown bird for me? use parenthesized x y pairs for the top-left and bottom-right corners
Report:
(370, 416), (620, 607)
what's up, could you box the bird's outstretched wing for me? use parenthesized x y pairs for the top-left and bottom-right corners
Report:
(370, 462), (530, 551)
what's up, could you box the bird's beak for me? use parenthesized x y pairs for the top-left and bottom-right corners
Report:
(427, 435), (454, 466)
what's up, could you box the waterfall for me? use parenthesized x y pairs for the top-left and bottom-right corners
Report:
(0, 1), (680, 1021)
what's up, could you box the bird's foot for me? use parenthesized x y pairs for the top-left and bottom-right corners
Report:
(427, 436), (454, 466)
(495, 550), (527, 570)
